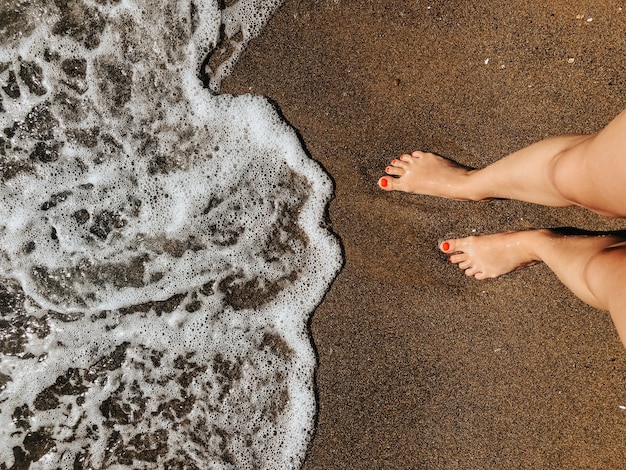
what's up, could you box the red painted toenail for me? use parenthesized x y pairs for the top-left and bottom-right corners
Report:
(380, 178), (388, 188)
(386, 166), (391, 172)
(392, 160), (398, 165)
(441, 241), (450, 251)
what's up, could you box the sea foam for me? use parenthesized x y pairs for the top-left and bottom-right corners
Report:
(0, 0), (341, 468)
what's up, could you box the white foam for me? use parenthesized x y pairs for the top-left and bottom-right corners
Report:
(203, 0), (285, 91)
(0, 0), (340, 468)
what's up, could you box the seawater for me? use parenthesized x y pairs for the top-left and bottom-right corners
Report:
(0, 0), (341, 468)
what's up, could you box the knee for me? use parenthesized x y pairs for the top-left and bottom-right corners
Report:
(550, 133), (626, 217)
(548, 147), (581, 205)
(549, 134), (599, 207)
(582, 244), (626, 311)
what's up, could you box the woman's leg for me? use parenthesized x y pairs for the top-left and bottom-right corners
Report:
(440, 231), (626, 347)
(379, 109), (626, 217)
(378, 109), (626, 347)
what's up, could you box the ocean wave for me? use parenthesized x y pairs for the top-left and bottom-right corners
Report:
(0, 0), (341, 468)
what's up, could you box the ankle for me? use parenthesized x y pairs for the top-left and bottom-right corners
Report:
(518, 229), (556, 262)
(461, 169), (491, 201)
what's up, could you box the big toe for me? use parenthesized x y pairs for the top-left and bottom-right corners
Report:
(440, 240), (455, 253)
(379, 176), (394, 191)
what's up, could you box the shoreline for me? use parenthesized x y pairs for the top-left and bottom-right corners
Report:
(223, 0), (626, 468)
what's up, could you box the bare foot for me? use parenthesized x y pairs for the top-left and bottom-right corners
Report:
(378, 151), (476, 200)
(440, 231), (545, 279)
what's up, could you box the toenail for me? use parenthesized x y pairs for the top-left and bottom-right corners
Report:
(441, 241), (450, 251)
(392, 160), (398, 165)
(386, 166), (391, 172)
(380, 178), (388, 188)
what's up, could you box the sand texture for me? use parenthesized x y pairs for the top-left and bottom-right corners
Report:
(222, 0), (626, 468)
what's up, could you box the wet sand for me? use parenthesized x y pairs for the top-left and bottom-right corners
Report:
(223, 1), (626, 468)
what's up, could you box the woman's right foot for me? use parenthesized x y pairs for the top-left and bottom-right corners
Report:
(440, 230), (547, 280)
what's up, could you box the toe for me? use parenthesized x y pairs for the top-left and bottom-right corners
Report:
(465, 266), (480, 277)
(440, 240), (456, 253)
(385, 165), (404, 176)
(448, 253), (467, 264)
(474, 272), (488, 280)
(379, 177), (393, 190)
(398, 154), (414, 164)
(458, 260), (472, 270)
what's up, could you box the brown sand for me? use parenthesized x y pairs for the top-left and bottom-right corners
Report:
(223, 1), (626, 468)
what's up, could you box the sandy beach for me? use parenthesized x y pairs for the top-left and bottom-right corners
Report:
(223, 0), (626, 468)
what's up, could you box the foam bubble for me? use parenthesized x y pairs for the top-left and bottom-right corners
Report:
(0, 0), (340, 468)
